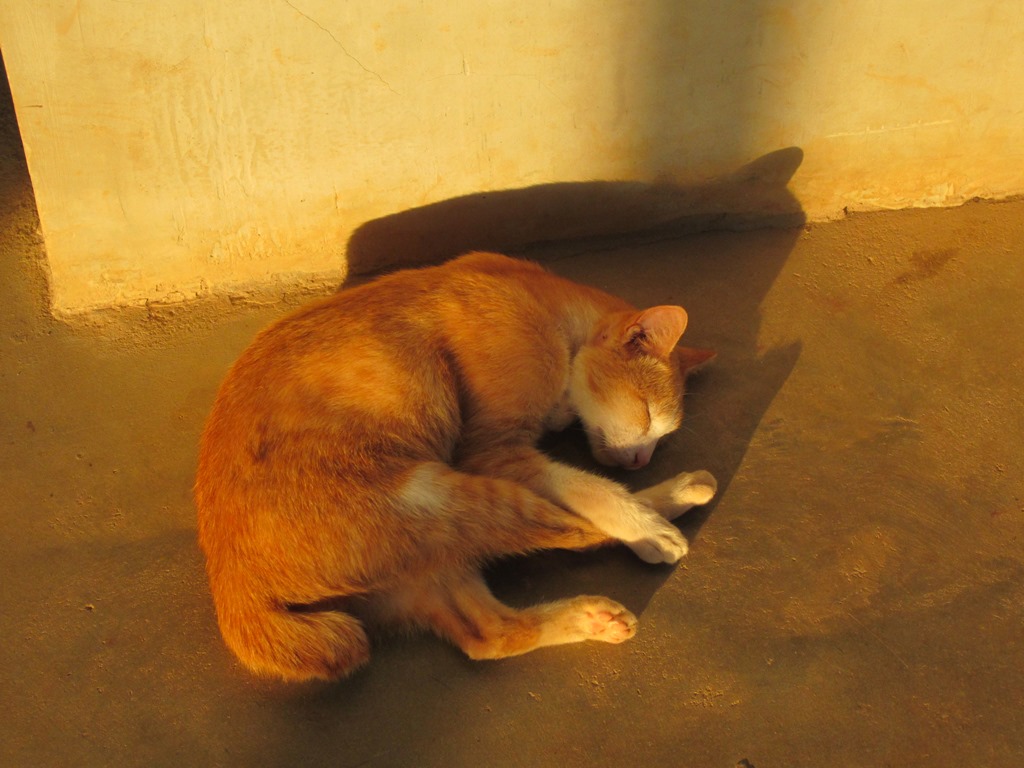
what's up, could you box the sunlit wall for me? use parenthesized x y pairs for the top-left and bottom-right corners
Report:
(2, 1), (1022, 314)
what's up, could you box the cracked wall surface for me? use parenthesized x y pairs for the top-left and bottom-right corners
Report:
(1, 1), (1023, 315)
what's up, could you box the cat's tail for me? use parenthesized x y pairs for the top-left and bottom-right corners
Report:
(213, 590), (370, 682)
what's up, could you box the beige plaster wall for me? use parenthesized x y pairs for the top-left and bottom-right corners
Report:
(2, 1), (1022, 315)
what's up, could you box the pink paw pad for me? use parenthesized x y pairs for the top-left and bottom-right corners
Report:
(584, 608), (637, 643)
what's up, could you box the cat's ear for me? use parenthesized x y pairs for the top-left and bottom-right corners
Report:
(677, 346), (717, 376)
(625, 306), (689, 358)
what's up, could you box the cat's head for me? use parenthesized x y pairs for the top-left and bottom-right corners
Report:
(569, 305), (714, 470)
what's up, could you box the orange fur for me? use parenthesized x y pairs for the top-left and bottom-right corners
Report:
(195, 252), (715, 681)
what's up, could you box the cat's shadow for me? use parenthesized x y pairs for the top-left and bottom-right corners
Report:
(340, 147), (805, 669)
(341, 147), (806, 286)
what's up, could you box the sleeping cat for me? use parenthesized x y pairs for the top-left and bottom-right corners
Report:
(195, 252), (717, 682)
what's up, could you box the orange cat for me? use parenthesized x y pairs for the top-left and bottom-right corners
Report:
(195, 252), (716, 682)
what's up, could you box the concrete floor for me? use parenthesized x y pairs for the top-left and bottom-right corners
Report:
(3, 86), (1024, 768)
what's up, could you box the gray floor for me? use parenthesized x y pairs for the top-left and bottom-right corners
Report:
(3, 74), (1024, 767)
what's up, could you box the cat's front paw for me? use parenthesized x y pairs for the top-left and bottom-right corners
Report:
(671, 470), (717, 508)
(627, 524), (689, 564)
(633, 469), (718, 521)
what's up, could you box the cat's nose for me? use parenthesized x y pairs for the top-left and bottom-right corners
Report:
(627, 450), (650, 469)
(624, 440), (658, 469)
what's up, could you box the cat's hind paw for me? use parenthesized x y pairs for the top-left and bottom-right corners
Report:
(565, 597), (638, 644)
(539, 597), (639, 648)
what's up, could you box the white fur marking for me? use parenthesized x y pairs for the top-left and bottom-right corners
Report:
(399, 464), (449, 510)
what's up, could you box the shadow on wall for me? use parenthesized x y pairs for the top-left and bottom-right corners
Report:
(632, 0), (775, 179)
(0, 50), (50, 328)
(344, 147), (806, 280)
